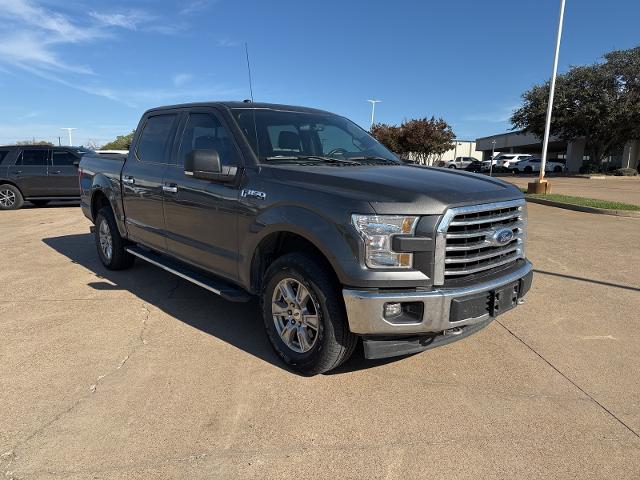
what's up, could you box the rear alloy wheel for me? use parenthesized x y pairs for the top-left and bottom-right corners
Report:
(94, 206), (135, 270)
(0, 184), (24, 210)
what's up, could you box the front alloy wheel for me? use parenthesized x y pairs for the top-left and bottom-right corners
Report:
(271, 278), (320, 353)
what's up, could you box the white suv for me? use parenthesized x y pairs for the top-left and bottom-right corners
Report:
(443, 157), (480, 169)
(495, 154), (532, 169)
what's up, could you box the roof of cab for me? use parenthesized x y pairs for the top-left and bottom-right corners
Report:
(143, 101), (333, 116)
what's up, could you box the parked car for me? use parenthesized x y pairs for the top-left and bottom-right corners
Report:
(442, 156), (480, 169)
(0, 145), (87, 209)
(511, 157), (565, 173)
(464, 160), (484, 172)
(79, 101), (533, 374)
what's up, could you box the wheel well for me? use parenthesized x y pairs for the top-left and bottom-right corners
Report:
(250, 232), (339, 294)
(91, 190), (111, 221)
(0, 180), (23, 196)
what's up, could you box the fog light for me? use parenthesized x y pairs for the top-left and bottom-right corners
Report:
(384, 302), (402, 318)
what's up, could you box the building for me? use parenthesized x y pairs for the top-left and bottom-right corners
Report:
(440, 140), (483, 162)
(475, 130), (640, 172)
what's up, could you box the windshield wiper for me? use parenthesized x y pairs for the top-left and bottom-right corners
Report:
(264, 155), (361, 165)
(346, 156), (400, 164)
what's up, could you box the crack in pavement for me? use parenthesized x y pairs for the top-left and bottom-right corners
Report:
(496, 319), (640, 440)
(4, 303), (153, 475)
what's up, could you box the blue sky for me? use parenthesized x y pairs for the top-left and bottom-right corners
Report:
(0, 0), (639, 146)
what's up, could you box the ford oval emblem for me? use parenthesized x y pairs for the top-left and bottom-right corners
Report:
(493, 228), (514, 245)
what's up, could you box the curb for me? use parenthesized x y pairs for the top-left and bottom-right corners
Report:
(525, 197), (640, 218)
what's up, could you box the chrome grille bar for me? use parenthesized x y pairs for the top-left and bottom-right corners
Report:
(433, 199), (527, 285)
(448, 210), (521, 226)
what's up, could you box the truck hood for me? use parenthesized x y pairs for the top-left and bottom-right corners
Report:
(267, 164), (523, 215)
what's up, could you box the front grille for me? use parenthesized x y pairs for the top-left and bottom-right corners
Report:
(434, 200), (527, 284)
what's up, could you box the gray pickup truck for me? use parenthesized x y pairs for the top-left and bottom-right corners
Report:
(79, 101), (533, 374)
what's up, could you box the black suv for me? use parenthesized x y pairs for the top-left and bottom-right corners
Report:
(0, 146), (90, 209)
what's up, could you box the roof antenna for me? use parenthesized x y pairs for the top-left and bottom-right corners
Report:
(244, 42), (254, 103)
(244, 42), (260, 161)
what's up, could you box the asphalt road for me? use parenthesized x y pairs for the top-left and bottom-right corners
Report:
(1, 203), (639, 479)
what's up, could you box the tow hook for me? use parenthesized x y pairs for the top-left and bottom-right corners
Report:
(443, 327), (463, 337)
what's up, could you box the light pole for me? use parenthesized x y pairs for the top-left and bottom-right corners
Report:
(61, 128), (77, 146)
(534, 0), (566, 193)
(489, 140), (497, 177)
(367, 99), (381, 129)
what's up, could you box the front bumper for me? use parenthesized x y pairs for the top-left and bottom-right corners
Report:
(343, 259), (533, 336)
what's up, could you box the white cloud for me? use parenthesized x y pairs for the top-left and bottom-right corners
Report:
(179, 0), (218, 16)
(89, 11), (147, 30)
(173, 73), (193, 87)
(217, 38), (240, 47)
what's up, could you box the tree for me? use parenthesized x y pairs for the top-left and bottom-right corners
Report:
(100, 130), (134, 150)
(370, 123), (402, 154)
(370, 117), (455, 165)
(511, 46), (640, 163)
(15, 140), (54, 146)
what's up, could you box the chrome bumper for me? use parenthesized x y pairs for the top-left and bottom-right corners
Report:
(343, 260), (533, 335)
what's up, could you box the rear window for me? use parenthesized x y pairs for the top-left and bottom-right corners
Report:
(136, 114), (178, 164)
(0, 151), (8, 163)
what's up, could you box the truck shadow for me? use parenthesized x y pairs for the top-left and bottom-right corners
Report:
(43, 233), (402, 376)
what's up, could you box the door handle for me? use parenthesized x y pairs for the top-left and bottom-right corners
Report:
(123, 176), (135, 185)
(11, 170), (22, 175)
(162, 184), (178, 193)
(51, 170), (62, 174)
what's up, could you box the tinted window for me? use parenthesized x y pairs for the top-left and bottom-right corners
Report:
(52, 150), (78, 166)
(177, 113), (239, 167)
(232, 109), (398, 163)
(136, 115), (177, 163)
(18, 149), (49, 166)
(0, 151), (8, 163)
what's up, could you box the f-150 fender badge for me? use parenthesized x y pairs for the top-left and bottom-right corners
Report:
(241, 189), (267, 200)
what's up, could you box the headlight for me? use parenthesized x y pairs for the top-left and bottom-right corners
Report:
(351, 214), (419, 269)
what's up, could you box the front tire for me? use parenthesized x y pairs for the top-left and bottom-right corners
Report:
(448, 165), (456, 169)
(261, 253), (357, 375)
(0, 184), (24, 210)
(94, 206), (135, 270)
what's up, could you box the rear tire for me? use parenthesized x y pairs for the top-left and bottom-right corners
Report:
(261, 253), (357, 375)
(0, 184), (24, 210)
(448, 165), (456, 169)
(553, 166), (563, 173)
(94, 206), (135, 270)
(524, 166), (533, 174)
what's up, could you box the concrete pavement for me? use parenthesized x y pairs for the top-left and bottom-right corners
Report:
(501, 175), (640, 206)
(1, 204), (639, 479)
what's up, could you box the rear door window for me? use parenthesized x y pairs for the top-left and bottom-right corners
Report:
(136, 114), (178, 164)
(52, 150), (78, 166)
(0, 150), (9, 163)
(17, 149), (49, 166)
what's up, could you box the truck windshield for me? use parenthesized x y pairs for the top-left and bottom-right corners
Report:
(231, 108), (400, 164)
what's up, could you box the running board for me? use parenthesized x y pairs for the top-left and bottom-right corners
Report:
(125, 246), (251, 302)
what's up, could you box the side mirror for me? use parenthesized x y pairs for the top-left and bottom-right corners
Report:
(184, 149), (237, 182)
